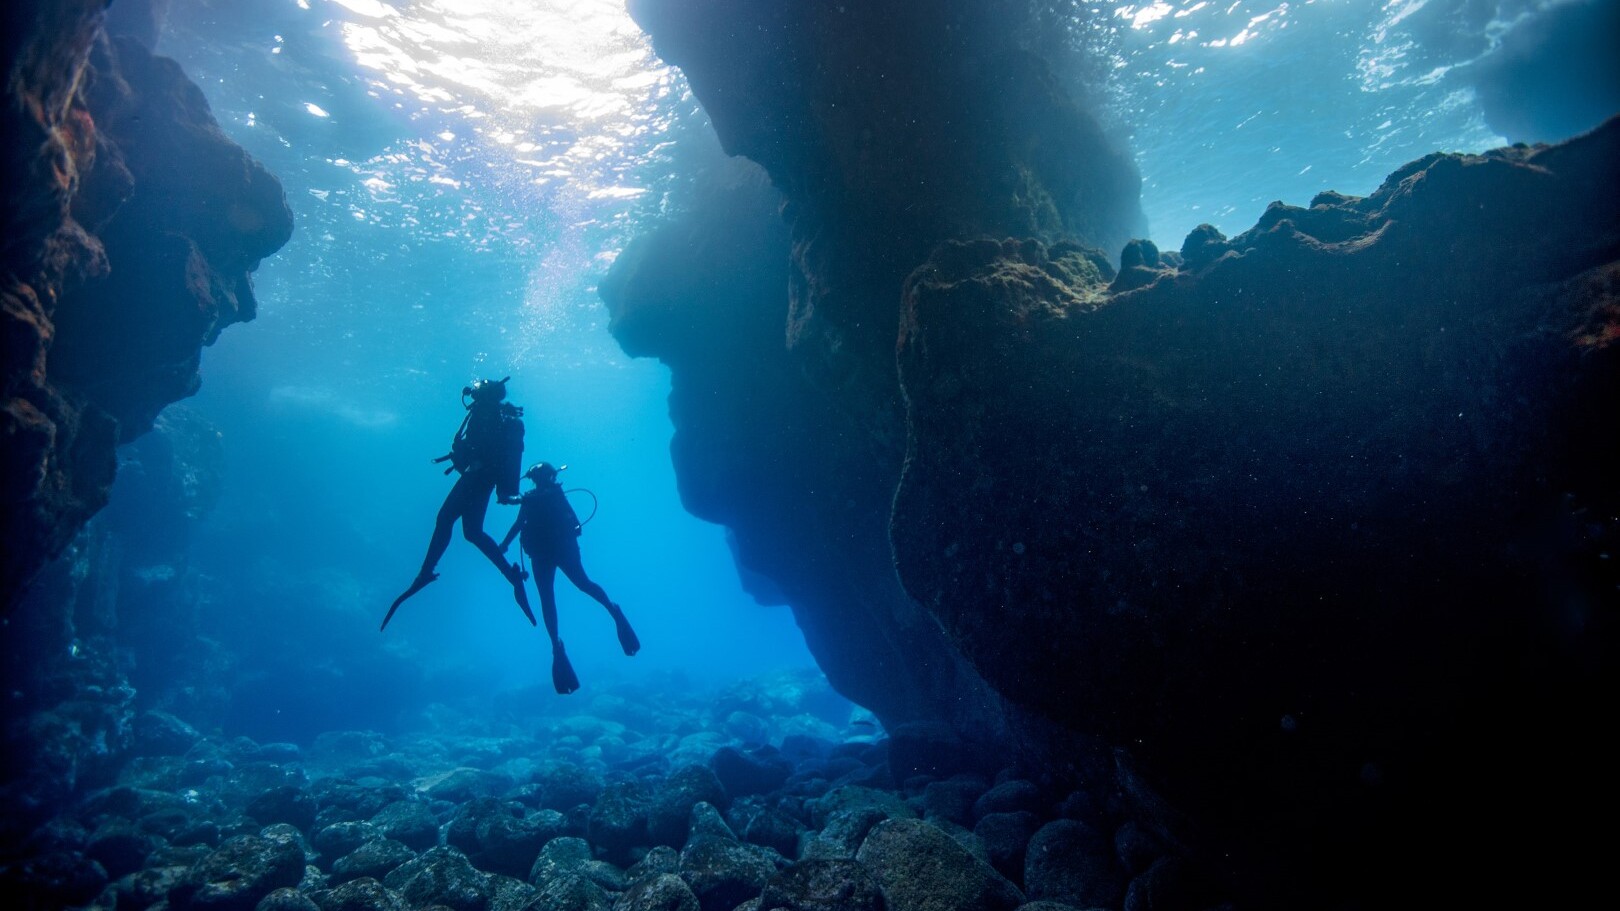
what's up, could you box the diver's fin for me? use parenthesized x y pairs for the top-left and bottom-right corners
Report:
(510, 572), (537, 627)
(552, 641), (580, 695)
(613, 608), (641, 657)
(381, 571), (439, 631)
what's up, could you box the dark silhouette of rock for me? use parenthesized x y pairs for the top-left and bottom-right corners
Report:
(1123, 856), (1218, 911)
(710, 747), (791, 798)
(608, 0), (1135, 749)
(0, 849), (109, 909)
(617, 1), (1618, 899)
(886, 722), (998, 782)
(1112, 821), (1165, 878)
(892, 127), (1620, 904)
(919, 776), (987, 826)
(2, 2), (291, 608)
(1022, 820), (1125, 909)
(974, 811), (1042, 885)
(972, 781), (1045, 823)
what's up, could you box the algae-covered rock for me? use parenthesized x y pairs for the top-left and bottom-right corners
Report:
(612, 872), (701, 911)
(757, 858), (884, 911)
(528, 837), (626, 894)
(648, 766), (729, 847)
(169, 834), (304, 911)
(381, 846), (492, 911)
(368, 802), (438, 852)
(331, 839), (414, 886)
(311, 877), (405, 911)
(855, 818), (1023, 911)
(677, 835), (784, 911)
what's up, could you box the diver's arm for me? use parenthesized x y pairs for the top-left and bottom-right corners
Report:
(500, 510), (523, 551)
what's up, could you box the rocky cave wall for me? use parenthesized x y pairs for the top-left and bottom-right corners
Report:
(611, 0), (1618, 903)
(606, 0), (1145, 762)
(1, 0), (291, 847)
(1, 0), (292, 610)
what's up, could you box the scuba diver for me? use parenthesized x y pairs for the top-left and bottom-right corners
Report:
(502, 462), (639, 694)
(382, 377), (534, 631)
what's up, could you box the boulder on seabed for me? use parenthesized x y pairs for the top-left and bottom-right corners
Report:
(855, 818), (1023, 911)
(710, 747), (791, 797)
(613, 872), (702, 911)
(678, 833), (784, 911)
(169, 834), (305, 911)
(1023, 820), (1126, 909)
(757, 858), (885, 911)
(381, 846), (492, 911)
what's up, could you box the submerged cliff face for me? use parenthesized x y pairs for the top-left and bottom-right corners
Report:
(892, 130), (1619, 897)
(1, 0), (291, 609)
(611, 0), (1146, 761)
(615, 0), (1618, 902)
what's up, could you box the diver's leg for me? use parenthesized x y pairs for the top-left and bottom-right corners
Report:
(385, 478), (469, 629)
(559, 549), (638, 656)
(535, 560), (561, 645)
(557, 548), (613, 609)
(417, 475), (474, 576)
(461, 478), (517, 577)
(538, 560), (578, 694)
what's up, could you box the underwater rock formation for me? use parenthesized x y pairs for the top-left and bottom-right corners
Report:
(611, 0), (1143, 764)
(602, 160), (1012, 751)
(0, 670), (1192, 911)
(617, 0), (1618, 902)
(890, 125), (1619, 892)
(1, 0), (292, 609)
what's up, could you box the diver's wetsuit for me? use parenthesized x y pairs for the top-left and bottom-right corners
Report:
(418, 400), (524, 579)
(502, 481), (629, 646)
(420, 471), (506, 575)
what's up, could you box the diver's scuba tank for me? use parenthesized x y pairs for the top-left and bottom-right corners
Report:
(434, 377), (521, 475)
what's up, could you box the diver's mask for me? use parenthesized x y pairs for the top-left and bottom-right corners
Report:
(462, 376), (510, 409)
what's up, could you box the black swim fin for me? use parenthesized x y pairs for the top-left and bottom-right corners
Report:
(507, 566), (537, 626)
(613, 607), (640, 657)
(552, 641), (580, 695)
(382, 571), (438, 631)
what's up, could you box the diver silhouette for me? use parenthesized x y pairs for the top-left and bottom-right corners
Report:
(501, 462), (639, 694)
(382, 377), (535, 631)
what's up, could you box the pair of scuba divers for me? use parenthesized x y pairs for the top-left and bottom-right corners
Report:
(382, 377), (638, 694)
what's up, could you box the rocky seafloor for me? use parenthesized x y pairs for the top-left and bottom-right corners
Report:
(0, 669), (1208, 911)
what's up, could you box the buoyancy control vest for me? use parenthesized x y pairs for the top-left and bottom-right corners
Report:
(442, 400), (524, 498)
(517, 482), (581, 555)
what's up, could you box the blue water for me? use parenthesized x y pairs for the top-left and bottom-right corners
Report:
(142, 0), (815, 730)
(139, 0), (1616, 737)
